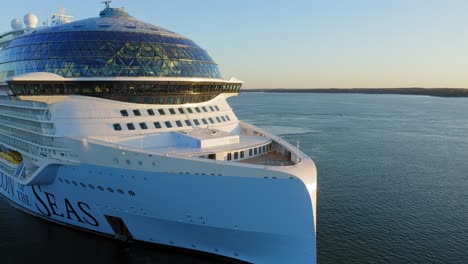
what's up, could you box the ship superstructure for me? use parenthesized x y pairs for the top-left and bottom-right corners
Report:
(0, 3), (317, 263)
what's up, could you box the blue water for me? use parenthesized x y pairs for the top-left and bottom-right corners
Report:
(1, 92), (468, 263)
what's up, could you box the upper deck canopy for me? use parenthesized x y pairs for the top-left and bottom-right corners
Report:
(0, 5), (222, 82)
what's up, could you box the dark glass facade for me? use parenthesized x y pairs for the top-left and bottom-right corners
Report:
(0, 10), (222, 81)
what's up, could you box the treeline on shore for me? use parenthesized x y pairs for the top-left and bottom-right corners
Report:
(243, 88), (468, 97)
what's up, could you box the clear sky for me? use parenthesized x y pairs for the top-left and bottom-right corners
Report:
(1, 0), (468, 88)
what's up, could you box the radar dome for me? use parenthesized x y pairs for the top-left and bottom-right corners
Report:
(23, 13), (38, 28)
(10, 18), (23, 30)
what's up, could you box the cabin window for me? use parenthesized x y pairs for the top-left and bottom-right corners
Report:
(254, 148), (258, 155)
(227, 153), (232, 160)
(185, 120), (192, 126)
(169, 108), (176, 115)
(195, 107), (201, 113)
(139, 122), (148, 129)
(154, 122), (162, 128)
(216, 117), (221, 123)
(165, 121), (173, 128)
(263, 145), (266, 152)
(234, 152), (239, 160)
(214, 106), (220, 111)
(208, 118), (214, 124)
(166, 97), (175, 104)
(194, 119), (200, 126)
(147, 109), (155, 115)
(113, 123), (122, 131)
(176, 120), (183, 127)
(133, 109), (141, 116)
(240, 151), (244, 158)
(221, 116), (226, 122)
(202, 106), (208, 112)
(178, 108), (185, 114)
(249, 149), (253, 156)
(158, 109), (165, 115)
(127, 123), (135, 130)
(202, 119), (208, 125)
(187, 107), (193, 113)
(225, 115), (231, 121)
(209, 106), (215, 112)
(120, 110), (129, 116)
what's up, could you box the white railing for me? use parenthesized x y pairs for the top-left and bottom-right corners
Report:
(239, 121), (304, 164)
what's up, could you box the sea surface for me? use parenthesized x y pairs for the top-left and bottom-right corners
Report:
(1, 92), (468, 263)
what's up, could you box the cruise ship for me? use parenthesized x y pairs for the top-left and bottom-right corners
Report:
(0, 2), (317, 263)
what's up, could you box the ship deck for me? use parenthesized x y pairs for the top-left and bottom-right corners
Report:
(239, 151), (294, 166)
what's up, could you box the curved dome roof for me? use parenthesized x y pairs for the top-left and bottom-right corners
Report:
(0, 7), (222, 81)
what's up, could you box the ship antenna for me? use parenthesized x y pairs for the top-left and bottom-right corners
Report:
(101, 0), (112, 8)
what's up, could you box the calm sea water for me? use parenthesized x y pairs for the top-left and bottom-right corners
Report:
(1, 92), (468, 263)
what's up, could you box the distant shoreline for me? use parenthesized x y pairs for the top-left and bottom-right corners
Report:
(242, 88), (468, 97)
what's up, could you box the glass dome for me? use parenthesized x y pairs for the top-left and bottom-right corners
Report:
(0, 7), (222, 81)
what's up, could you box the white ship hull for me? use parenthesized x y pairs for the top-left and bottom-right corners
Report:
(0, 147), (316, 263)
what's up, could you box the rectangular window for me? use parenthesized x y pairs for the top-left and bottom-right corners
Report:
(185, 120), (191, 126)
(165, 121), (173, 128)
(216, 117), (221, 122)
(227, 153), (232, 161)
(154, 122), (162, 129)
(249, 149), (253, 156)
(225, 115), (231, 121)
(240, 151), (244, 158)
(187, 107), (193, 113)
(120, 110), (129, 116)
(176, 120), (183, 127)
(254, 148), (258, 155)
(147, 109), (155, 115)
(113, 123), (122, 131)
(221, 116), (226, 122)
(133, 110), (141, 116)
(169, 108), (176, 115)
(185, 96), (192, 103)
(263, 145), (266, 152)
(158, 109), (165, 115)
(139, 122), (148, 129)
(195, 107), (201, 113)
(127, 123), (135, 130)
(234, 152), (239, 159)
(209, 106), (215, 112)
(178, 108), (185, 114)
(202, 118), (208, 125)
(202, 106), (208, 112)
(166, 97), (175, 104)
(258, 147), (262, 154)
(214, 106), (220, 111)
(208, 118), (214, 124)
(194, 119), (200, 126)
